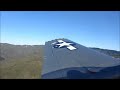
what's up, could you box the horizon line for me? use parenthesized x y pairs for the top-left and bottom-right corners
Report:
(1, 42), (119, 51)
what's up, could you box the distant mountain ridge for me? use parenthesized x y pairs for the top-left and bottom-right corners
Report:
(0, 43), (120, 61)
(0, 43), (44, 61)
(90, 47), (120, 58)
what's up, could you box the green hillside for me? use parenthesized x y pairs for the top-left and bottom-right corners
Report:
(0, 43), (120, 79)
(0, 43), (44, 79)
(90, 48), (120, 58)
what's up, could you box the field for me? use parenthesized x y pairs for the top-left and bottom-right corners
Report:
(0, 43), (120, 79)
(0, 43), (44, 79)
(0, 56), (43, 79)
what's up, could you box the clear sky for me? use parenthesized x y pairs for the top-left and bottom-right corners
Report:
(1, 11), (120, 51)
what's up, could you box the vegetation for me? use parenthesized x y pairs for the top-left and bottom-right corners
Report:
(0, 43), (44, 79)
(91, 48), (120, 59)
(0, 43), (119, 79)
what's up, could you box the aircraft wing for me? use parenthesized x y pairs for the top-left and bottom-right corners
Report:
(41, 38), (120, 79)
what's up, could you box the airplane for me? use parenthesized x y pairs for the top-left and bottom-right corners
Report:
(41, 38), (120, 79)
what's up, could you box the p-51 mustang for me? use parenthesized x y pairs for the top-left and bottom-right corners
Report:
(41, 38), (120, 79)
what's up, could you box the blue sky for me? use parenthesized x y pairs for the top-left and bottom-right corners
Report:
(1, 11), (120, 51)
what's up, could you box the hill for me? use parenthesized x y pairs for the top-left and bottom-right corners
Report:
(0, 43), (44, 61)
(0, 43), (120, 79)
(0, 43), (44, 79)
(90, 47), (120, 58)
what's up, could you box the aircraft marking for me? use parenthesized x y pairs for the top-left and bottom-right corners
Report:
(52, 40), (77, 50)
